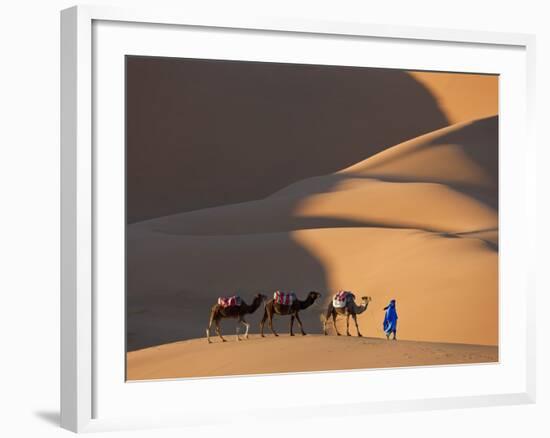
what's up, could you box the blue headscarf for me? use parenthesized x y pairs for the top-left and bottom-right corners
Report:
(383, 299), (398, 334)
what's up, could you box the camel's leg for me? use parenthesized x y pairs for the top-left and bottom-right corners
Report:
(333, 312), (340, 336)
(346, 314), (351, 336)
(215, 320), (226, 342)
(260, 308), (268, 337)
(289, 315), (295, 336)
(352, 313), (362, 337)
(206, 309), (215, 344)
(324, 305), (333, 335)
(294, 312), (306, 336)
(236, 319), (241, 342)
(268, 308), (278, 337)
(240, 318), (250, 339)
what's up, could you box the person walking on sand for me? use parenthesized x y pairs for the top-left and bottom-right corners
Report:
(383, 299), (398, 340)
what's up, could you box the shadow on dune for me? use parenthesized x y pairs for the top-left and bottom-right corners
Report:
(130, 118), (499, 245)
(148, 216), (498, 249)
(126, 231), (330, 351)
(127, 56), (449, 223)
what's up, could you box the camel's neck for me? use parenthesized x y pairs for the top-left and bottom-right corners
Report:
(355, 301), (370, 314)
(299, 296), (316, 310)
(244, 297), (262, 314)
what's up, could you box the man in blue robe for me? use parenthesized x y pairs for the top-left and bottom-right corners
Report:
(383, 299), (398, 340)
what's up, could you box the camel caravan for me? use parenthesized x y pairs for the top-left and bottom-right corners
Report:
(206, 290), (376, 343)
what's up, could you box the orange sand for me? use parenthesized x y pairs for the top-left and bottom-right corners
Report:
(127, 335), (498, 381)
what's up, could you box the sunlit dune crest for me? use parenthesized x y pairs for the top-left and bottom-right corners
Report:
(339, 116), (498, 190)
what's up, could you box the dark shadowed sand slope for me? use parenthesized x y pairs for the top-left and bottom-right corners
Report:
(127, 59), (467, 223)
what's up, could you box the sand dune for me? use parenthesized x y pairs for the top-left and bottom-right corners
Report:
(338, 116), (498, 191)
(127, 226), (497, 351)
(127, 61), (497, 223)
(127, 335), (498, 380)
(409, 71), (498, 124)
(132, 117), (498, 238)
(127, 116), (499, 366)
(128, 60), (484, 222)
(126, 63), (499, 379)
(275, 115), (498, 195)
(295, 227), (497, 344)
(132, 180), (495, 237)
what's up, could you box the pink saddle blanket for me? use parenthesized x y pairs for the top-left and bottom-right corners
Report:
(333, 291), (355, 308)
(273, 291), (296, 306)
(217, 296), (242, 308)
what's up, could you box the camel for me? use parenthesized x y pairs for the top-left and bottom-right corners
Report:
(323, 295), (372, 337)
(260, 291), (322, 337)
(206, 293), (266, 343)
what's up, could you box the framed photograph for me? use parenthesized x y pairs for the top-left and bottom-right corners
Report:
(61, 5), (536, 433)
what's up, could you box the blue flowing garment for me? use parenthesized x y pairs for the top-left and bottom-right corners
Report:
(383, 301), (398, 334)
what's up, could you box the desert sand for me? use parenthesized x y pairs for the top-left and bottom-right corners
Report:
(126, 70), (498, 379)
(127, 335), (498, 380)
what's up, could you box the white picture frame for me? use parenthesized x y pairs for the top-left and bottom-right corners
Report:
(60, 4), (536, 433)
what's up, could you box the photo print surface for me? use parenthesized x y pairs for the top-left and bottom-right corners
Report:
(125, 56), (499, 380)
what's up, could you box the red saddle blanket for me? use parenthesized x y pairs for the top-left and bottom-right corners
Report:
(333, 291), (355, 308)
(217, 296), (242, 308)
(273, 291), (296, 306)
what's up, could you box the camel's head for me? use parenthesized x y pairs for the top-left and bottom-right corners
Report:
(255, 293), (268, 302)
(361, 296), (372, 303)
(308, 291), (322, 301)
